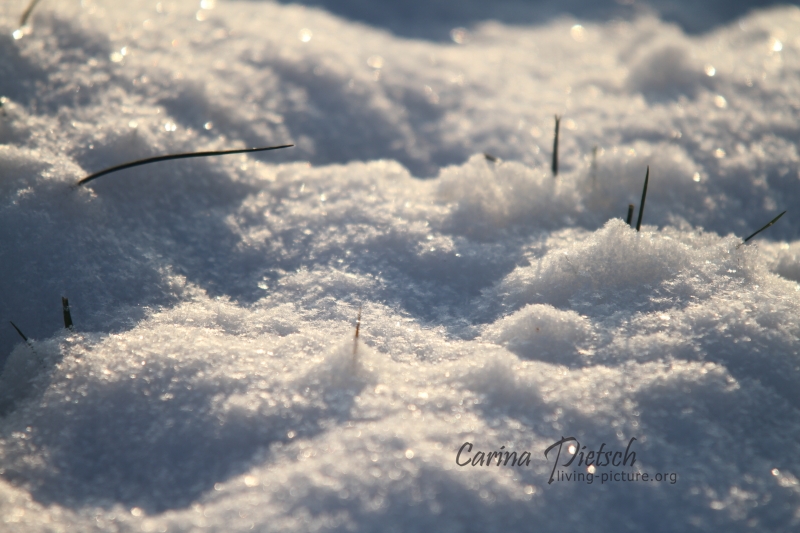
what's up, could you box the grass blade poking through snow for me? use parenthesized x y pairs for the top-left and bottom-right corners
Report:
(635, 166), (649, 232)
(352, 306), (362, 369)
(551, 115), (560, 177)
(740, 210), (787, 246)
(76, 144), (294, 186)
(9, 321), (41, 366)
(9, 321), (29, 343)
(626, 204), (635, 226)
(62, 297), (73, 329)
(19, 0), (43, 28)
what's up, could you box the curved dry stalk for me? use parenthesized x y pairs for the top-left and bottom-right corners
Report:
(19, 0), (44, 27)
(77, 144), (294, 186)
(741, 211), (786, 245)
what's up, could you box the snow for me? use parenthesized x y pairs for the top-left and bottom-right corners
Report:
(1, 0), (800, 531)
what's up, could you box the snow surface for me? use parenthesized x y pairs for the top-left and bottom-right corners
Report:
(1, 0), (800, 531)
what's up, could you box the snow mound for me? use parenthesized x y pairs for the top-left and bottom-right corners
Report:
(1, 1), (800, 531)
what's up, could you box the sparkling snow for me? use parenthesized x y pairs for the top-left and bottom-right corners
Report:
(1, 0), (800, 531)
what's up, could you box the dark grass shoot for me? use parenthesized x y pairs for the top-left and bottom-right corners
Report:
(19, 0), (44, 28)
(62, 297), (73, 329)
(741, 211), (787, 246)
(9, 321), (29, 343)
(77, 144), (294, 186)
(552, 115), (560, 177)
(9, 321), (41, 365)
(353, 306), (362, 358)
(635, 166), (649, 232)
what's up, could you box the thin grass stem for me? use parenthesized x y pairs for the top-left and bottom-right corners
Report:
(9, 321), (28, 342)
(9, 321), (41, 365)
(551, 115), (560, 177)
(77, 144), (294, 186)
(635, 166), (649, 232)
(742, 210), (786, 244)
(19, 0), (43, 27)
(353, 306), (362, 357)
(62, 297), (73, 329)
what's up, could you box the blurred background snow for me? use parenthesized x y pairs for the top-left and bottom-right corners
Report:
(1, 0), (800, 531)
(272, 0), (788, 38)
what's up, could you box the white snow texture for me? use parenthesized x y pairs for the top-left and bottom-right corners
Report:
(1, 0), (800, 531)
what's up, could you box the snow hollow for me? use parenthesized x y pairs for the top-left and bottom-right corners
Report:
(1, 0), (800, 531)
